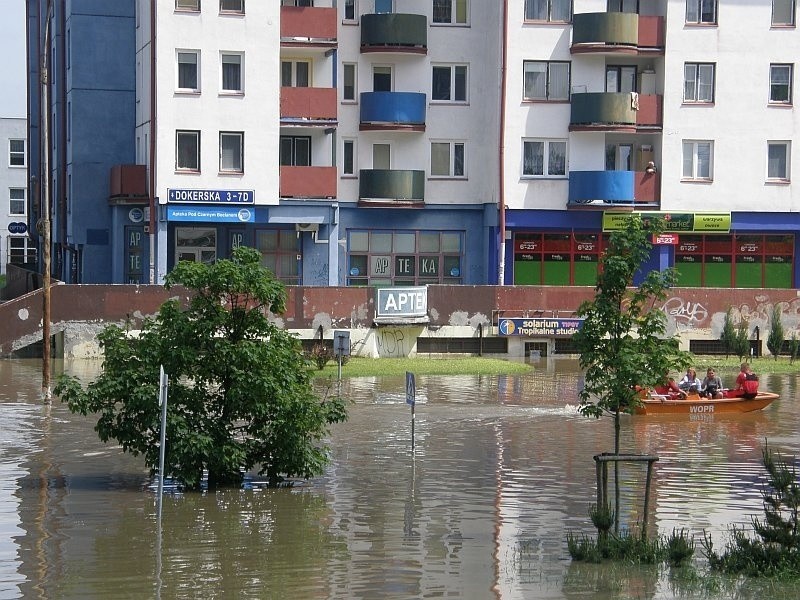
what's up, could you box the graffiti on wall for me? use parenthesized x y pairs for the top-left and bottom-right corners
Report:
(375, 328), (407, 358)
(661, 297), (709, 328)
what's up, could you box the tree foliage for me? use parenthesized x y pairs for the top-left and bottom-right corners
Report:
(54, 246), (347, 489)
(573, 216), (692, 453)
(734, 319), (751, 361)
(767, 305), (785, 361)
(721, 308), (736, 360)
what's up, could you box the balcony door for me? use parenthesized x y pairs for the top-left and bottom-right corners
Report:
(373, 65), (393, 92)
(605, 144), (633, 171)
(607, 0), (638, 13)
(281, 136), (311, 166)
(373, 143), (391, 169)
(606, 65), (637, 93)
(281, 60), (310, 87)
(375, 0), (393, 14)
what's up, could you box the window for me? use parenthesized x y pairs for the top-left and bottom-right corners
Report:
(523, 61), (570, 101)
(772, 0), (795, 25)
(9, 139), (25, 167)
(607, 0), (638, 13)
(606, 65), (636, 93)
(177, 50), (200, 92)
(373, 65), (392, 92)
(682, 140), (713, 180)
(176, 130), (200, 171)
(433, 0), (468, 24)
(347, 230), (464, 286)
(281, 0), (312, 5)
(343, 63), (357, 101)
(375, 0), (392, 13)
(256, 230), (301, 285)
(683, 63), (715, 102)
(431, 65), (467, 102)
(281, 60), (310, 87)
(9, 188), (25, 215)
(220, 132), (243, 173)
(176, 0), (200, 11)
(280, 136), (311, 166)
(221, 53), (242, 92)
(522, 139), (567, 177)
(344, 0), (357, 20)
(431, 142), (465, 177)
(768, 141), (791, 180)
(343, 139), (356, 176)
(220, 0), (243, 12)
(176, 228), (216, 264)
(686, 0), (717, 24)
(524, 0), (571, 22)
(770, 64), (793, 104)
(7, 236), (36, 266)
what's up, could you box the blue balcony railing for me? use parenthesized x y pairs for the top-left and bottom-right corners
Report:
(360, 92), (426, 127)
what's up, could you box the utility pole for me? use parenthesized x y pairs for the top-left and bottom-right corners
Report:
(40, 1), (53, 403)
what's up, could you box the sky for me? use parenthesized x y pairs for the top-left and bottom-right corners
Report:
(0, 0), (27, 118)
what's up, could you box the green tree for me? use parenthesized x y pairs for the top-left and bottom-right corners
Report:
(573, 216), (692, 528)
(766, 304), (785, 361)
(720, 307), (736, 359)
(733, 319), (751, 361)
(55, 247), (347, 489)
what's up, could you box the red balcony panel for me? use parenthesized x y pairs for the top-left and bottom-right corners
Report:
(634, 171), (660, 205)
(281, 7), (337, 41)
(636, 94), (662, 127)
(281, 87), (337, 121)
(280, 166), (337, 199)
(638, 16), (665, 49)
(109, 164), (148, 203)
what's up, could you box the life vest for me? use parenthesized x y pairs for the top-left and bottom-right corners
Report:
(742, 373), (759, 396)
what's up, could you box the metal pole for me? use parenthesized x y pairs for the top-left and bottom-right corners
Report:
(411, 402), (415, 453)
(157, 365), (169, 517)
(40, 1), (53, 403)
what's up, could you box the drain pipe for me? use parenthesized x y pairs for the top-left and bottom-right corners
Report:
(497, 0), (509, 285)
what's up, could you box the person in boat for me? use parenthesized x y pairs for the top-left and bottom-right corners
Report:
(678, 368), (701, 394)
(653, 373), (687, 399)
(730, 362), (760, 399)
(700, 368), (724, 399)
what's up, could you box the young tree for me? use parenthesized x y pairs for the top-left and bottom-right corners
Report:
(766, 304), (785, 361)
(573, 216), (692, 529)
(55, 247), (347, 489)
(720, 307), (736, 359)
(733, 319), (751, 361)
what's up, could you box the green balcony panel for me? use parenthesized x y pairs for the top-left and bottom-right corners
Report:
(361, 13), (427, 50)
(570, 92), (637, 126)
(572, 12), (639, 46)
(359, 169), (425, 202)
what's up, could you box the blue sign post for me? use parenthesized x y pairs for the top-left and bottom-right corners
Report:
(406, 371), (416, 452)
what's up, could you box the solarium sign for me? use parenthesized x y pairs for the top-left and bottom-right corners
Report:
(498, 318), (584, 337)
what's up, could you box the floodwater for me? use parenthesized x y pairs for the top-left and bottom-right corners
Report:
(1, 359), (800, 599)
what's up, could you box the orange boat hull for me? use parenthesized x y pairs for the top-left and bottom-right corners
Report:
(633, 392), (779, 416)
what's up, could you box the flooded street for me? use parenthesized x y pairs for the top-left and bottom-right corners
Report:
(1, 358), (800, 599)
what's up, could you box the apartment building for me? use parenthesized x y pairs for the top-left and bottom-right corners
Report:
(1, 117), (32, 276)
(25, 0), (800, 288)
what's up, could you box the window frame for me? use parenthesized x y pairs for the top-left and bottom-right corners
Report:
(685, 0), (717, 25)
(522, 138), (568, 178)
(281, 59), (311, 88)
(430, 141), (466, 178)
(220, 52), (243, 93)
(255, 229), (301, 285)
(770, 63), (793, 104)
(280, 135), (312, 167)
(767, 141), (791, 181)
(431, 64), (468, 103)
(772, 0), (796, 26)
(176, 0), (201, 12)
(522, 60), (571, 102)
(219, 131), (244, 173)
(342, 63), (358, 102)
(9, 187), (26, 216)
(523, 0), (572, 23)
(682, 140), (714, 181)
(342, 138), (357, 176)
(7, 236), (37, 266)
(344, 0), (358, 21)
(9, 139), (25, 167)
(683, 62), (715, 103)
(176, 130), (201, 172)
(220, 0), (244, 13)
(432, 0), (469, 25)
(176, 49), (200, 93)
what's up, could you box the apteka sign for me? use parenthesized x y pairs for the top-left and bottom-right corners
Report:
(376, 286), (427, 318)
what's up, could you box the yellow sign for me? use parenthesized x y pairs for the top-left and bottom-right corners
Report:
(602, 212), (731, 233)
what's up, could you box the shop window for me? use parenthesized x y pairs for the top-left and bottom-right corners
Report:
(256, 229), (300, 285)
(513, 232), (604, 286)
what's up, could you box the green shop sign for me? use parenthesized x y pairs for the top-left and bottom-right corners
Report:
(602, 212), (731, 233)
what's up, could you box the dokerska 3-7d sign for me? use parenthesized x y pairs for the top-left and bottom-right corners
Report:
(498, 318), (584, 337)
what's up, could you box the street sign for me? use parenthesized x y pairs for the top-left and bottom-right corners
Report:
(406, 371), (416, 406)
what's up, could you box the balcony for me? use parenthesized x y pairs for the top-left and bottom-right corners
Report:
(570, 93), (662, 131)
(359, 169), (425, 205)
(360, 92), (426, 131)
(280, 166), (337, 199)
(361, 13), (427, 54)
(280, 6), (337, 46)
(571, 13), (664, 54)
(567, 170), (660, 207)
(109, 164), (148, 205)
(280, 87), (337, 124)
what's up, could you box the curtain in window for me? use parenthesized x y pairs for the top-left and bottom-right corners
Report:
(177, 132), (199, 170)
(697, 64), (714, 102)
(700, 0), (716, 22)
(431, 143), (450, 176)
(549, 63), (570, 100)
(523, 62), (546, 99)
(222, 56), (241, 91)
(548, 142), (566, 176)
(221, 134), (242, 171)
(551, 0), (571, 21)
(433, 0), (451, 23)
(682, 142), (694, 177)
(697, 143), (711, 178)
(454, 66), (467, 101)
(771, 66), (791, 102)
(295, 62), (309, 87)
(178, 53), (197, 89)
(524, 141), (544, 175)
(525, 0), (547, 20)
(344, 0), (356, 20)
(684, 64), (697, 100)
(432, 67), (452, 100)
(772, 0), (794, 24)
(453, 144), (464, 176)
(768, 144), (788, 178)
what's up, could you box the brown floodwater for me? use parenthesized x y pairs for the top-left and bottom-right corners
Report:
(1, 358), (800, 599)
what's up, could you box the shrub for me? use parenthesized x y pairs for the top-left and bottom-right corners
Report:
(308, 343), (333, 370)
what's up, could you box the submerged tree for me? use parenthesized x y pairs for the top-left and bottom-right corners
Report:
(55, 247), (347, 489)
(573, 216), (692, 529)
(767, 304), (784, 361)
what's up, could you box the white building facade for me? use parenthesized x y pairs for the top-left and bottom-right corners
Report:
(1, 117), (31, 276)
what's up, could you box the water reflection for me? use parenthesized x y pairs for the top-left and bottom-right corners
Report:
(0, 358), (798, 598)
